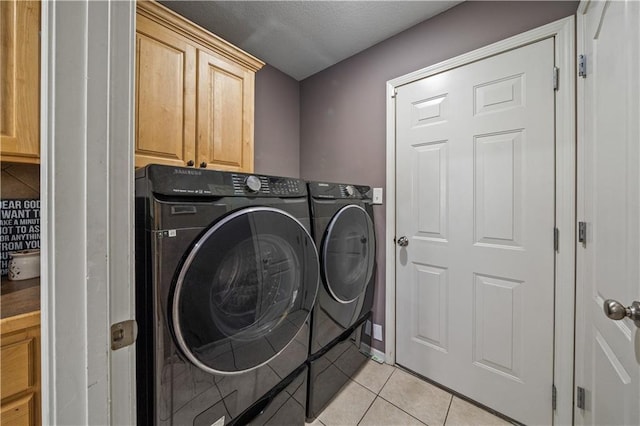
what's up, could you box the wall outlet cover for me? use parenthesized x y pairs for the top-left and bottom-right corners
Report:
(372, 187), (383, 204)
(373, 323), (383, 341)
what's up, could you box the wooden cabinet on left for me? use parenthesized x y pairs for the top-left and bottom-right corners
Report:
(1, 1), (40, 164)
(1, 312), (40, 426)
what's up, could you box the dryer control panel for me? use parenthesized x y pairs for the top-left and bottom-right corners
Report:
(308, 181), (371, 200)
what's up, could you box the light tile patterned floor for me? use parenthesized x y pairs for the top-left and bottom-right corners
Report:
(307, 360), (513, 426)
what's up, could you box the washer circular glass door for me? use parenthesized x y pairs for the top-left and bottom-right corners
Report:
(172, 207), (319, 375)
(322, 204), (375, 303)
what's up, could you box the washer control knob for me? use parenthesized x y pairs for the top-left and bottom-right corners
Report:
(245, 175), (262, 193)
(345, 185), (356, 197)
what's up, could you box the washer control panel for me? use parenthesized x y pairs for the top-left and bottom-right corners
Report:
(141, 165), (306, 198)
(245, 175), (262, 193)
(231, 174), (303, 196)
(270, 177), (302, 196)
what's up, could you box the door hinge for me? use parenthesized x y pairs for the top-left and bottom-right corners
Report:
(578, 54), (587, 78)
(577, 386), (586, 409)
(553, 67), (559, 91)
(552, 384), (557, 410)
(111, 319), (138, 351)
(554, 227), (559, 252)
(578, 221), (587, 246)
(391, 88), (398, 99)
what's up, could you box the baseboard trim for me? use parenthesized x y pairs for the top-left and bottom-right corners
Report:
(361, 343), (386, 364)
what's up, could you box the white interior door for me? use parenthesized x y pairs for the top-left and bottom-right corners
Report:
(395, 38), (556, 425)
(575, 1), (640, 425)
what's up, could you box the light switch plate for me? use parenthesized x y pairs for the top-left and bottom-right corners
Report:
(372, 187), (383, 204)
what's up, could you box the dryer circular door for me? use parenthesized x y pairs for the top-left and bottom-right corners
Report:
(171, 207), (319, 375)
(321, 204), (375, 304)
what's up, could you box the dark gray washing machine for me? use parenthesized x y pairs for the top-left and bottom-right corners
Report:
(135, 165), (319, 425)
(305, 181), (376, 420)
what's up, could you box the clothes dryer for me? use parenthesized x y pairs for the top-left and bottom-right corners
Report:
(305, 181), (376, 420)
(135, 165), (319, 425)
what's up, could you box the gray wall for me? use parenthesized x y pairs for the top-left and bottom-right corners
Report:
(299, 1), (578, 352)
(254, 65), (301, 177)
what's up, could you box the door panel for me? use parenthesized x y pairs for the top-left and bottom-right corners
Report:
(396, 38), (555, 425)
(0, 0), (40, 163)
(472, 274), (523, 379)
(575, 1), (640, 424)
(413, 264), (448, 352)
(414, 142), (448, 241)
(474, 130), (523, 247)
(135, 17), (196, 168)
(197, 50), (254, 172)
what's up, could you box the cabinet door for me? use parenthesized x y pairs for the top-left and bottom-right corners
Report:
(197, 50), (254, 172)
(0, 0), (40, 164)
(1, 394), (35, 426)
(135, 16), (196, 168)
(0, 319), (40, 426)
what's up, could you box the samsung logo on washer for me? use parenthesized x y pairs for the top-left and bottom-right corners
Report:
(174, 168), (202, 176)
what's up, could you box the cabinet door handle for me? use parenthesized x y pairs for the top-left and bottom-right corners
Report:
(199, 162), (207, 168)
(186, 160), (194, 167)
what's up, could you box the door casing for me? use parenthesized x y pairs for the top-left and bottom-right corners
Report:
(385, 16), (576, 425)
(40, 1), (136, 424)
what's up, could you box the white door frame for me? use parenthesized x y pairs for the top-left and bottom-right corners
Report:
(40, 1), (136, 424)
(385, 17), (576, 425)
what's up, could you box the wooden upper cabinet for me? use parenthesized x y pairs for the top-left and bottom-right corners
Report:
(135, 1), (264, 172)
(135, 15), (196, 168)
(0, 1), (40, 164)
(197, 50), (254, 172)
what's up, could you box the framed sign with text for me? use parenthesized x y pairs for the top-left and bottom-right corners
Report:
(0, 199), (40, 276)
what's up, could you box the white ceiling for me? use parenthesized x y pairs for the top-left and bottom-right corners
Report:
(160, 1), (463, 80)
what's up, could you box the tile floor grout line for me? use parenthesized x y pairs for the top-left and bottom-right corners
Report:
(442, 394), (454, 425)
(355, 394), (379, 425)
(377, 367), (437, 425)
(376, 365), (397, 396)
(319, 375), (376, 425)
(323, 362), (510, 426)
(375, 394), (429, 425)
(350, 363), (394, 395)
(394, 364), (513, 425)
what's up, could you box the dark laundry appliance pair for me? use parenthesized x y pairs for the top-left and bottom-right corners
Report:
(135, 164), (319, 425)
(305, 181), (377, 421)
